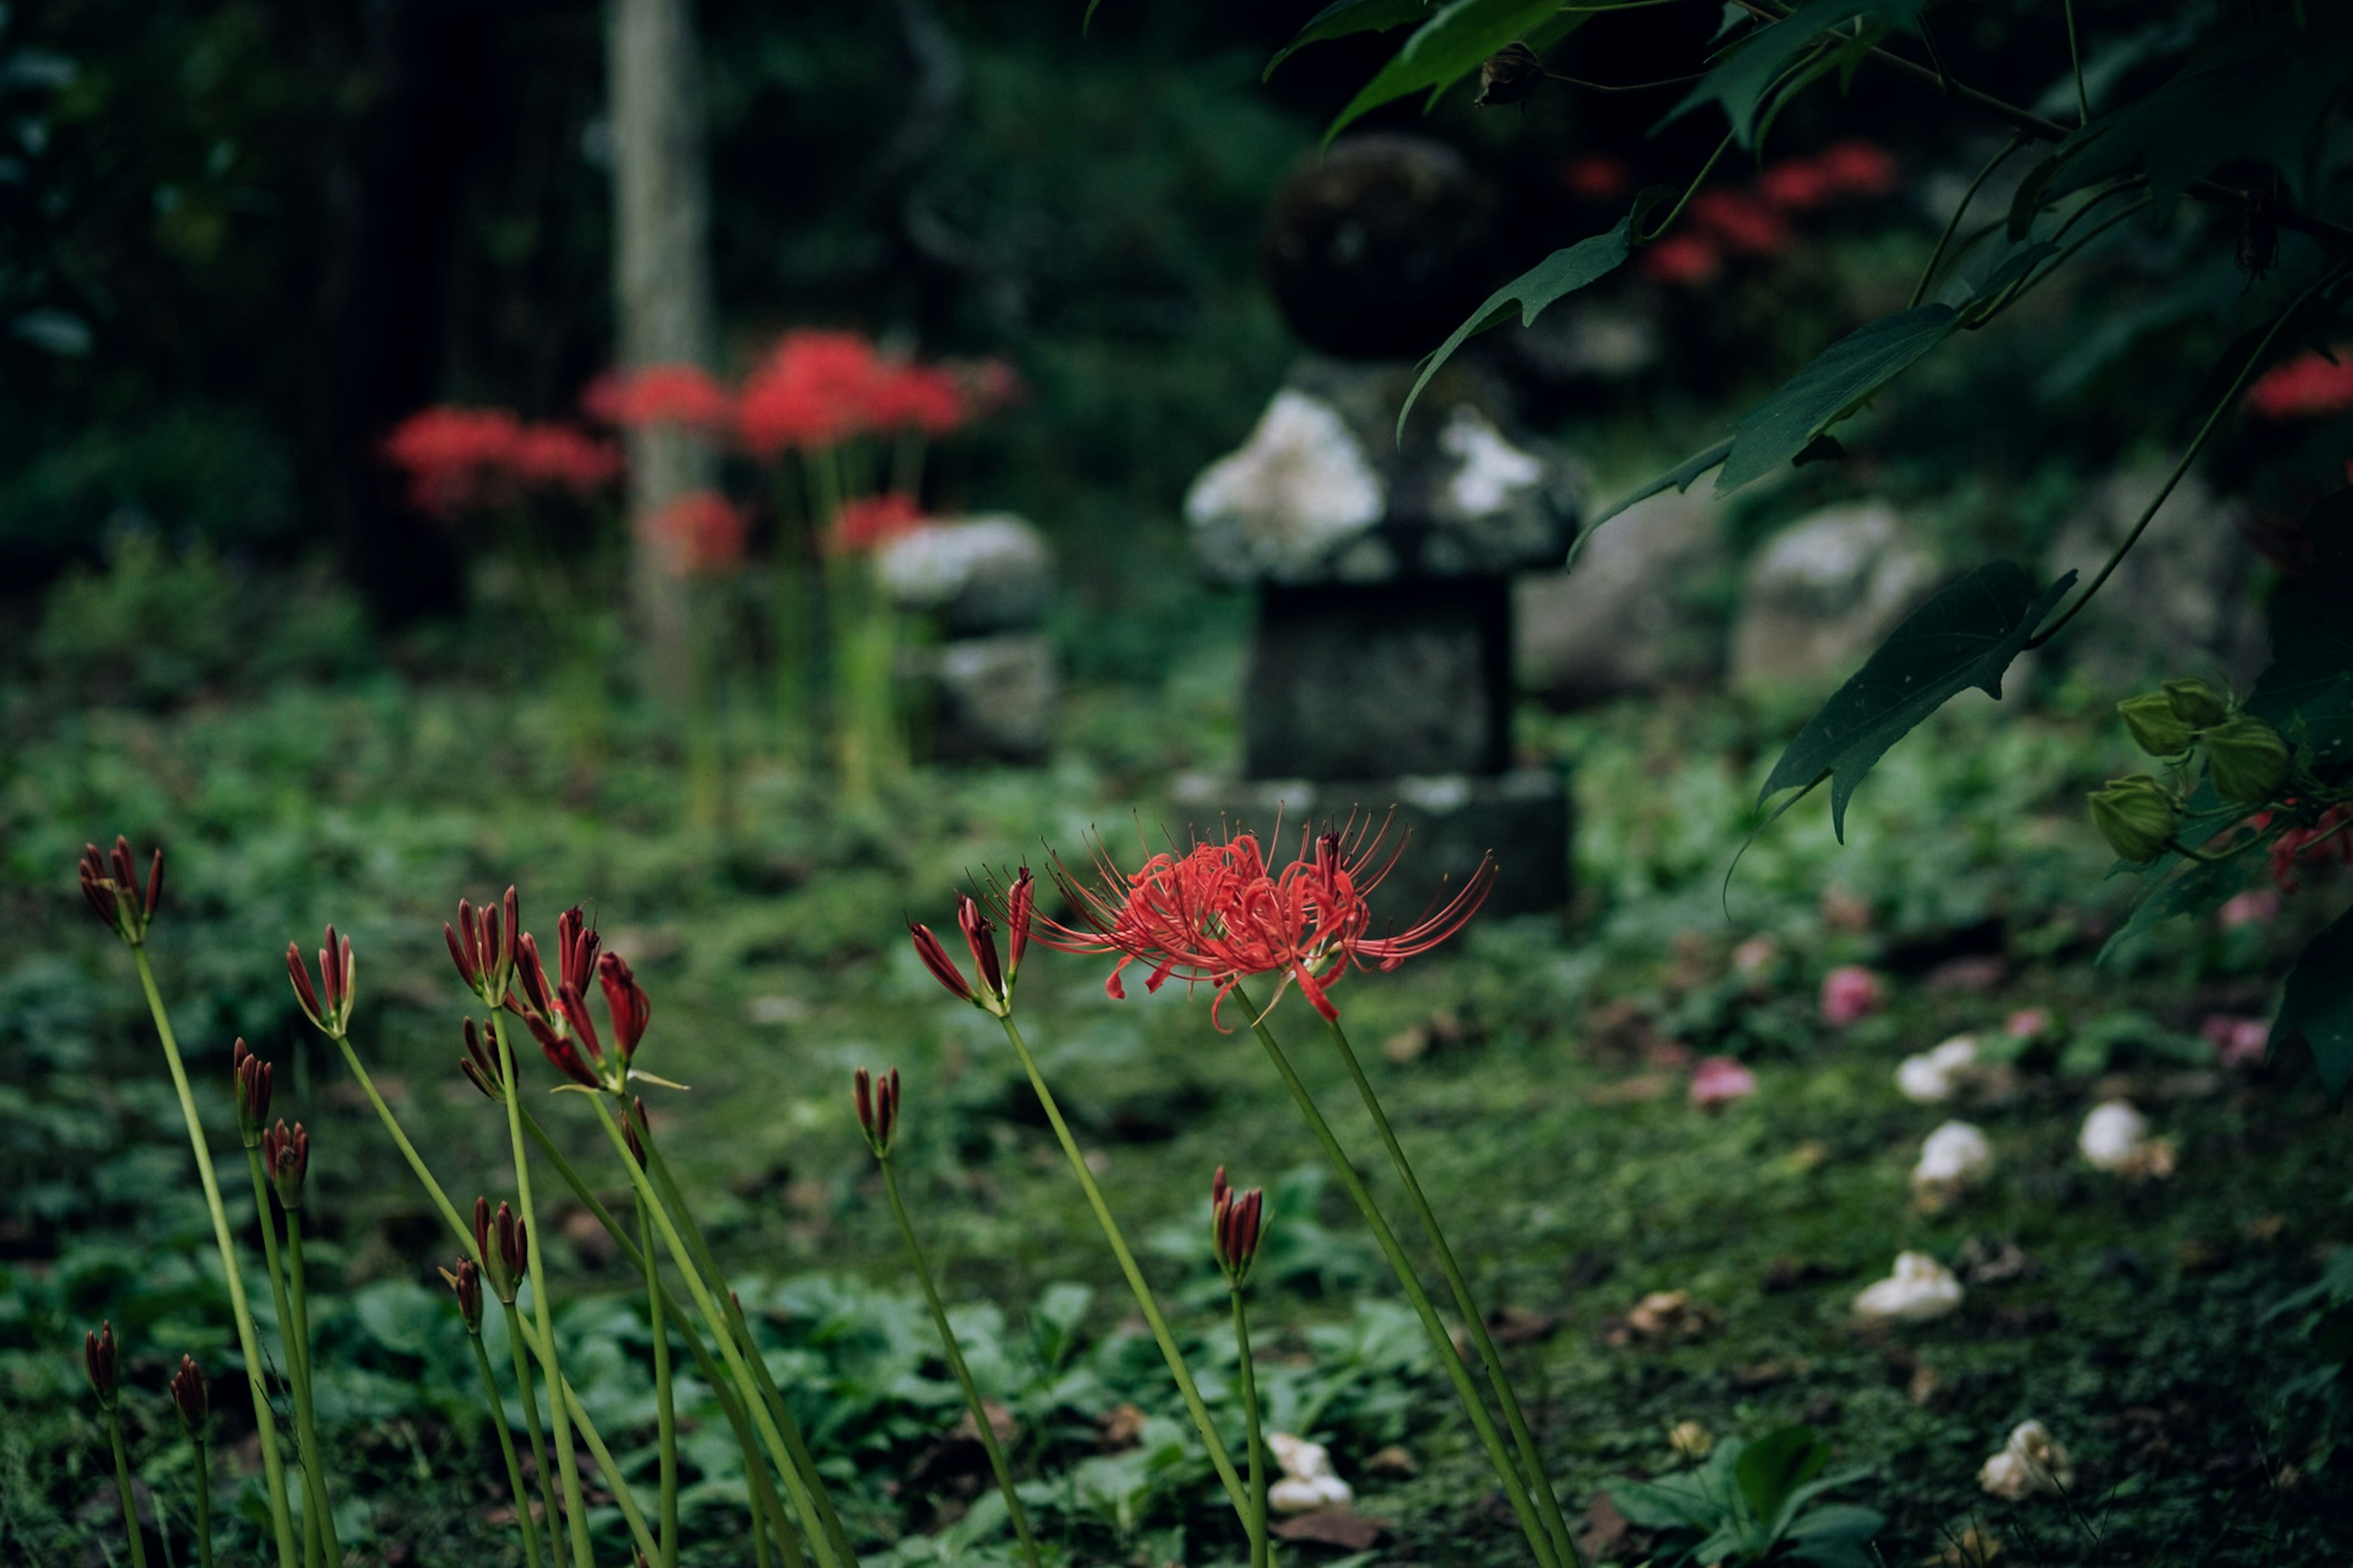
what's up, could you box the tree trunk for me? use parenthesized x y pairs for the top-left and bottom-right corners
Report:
(608, 0), (716, 703)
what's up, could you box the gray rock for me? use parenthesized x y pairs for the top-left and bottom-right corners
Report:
(2043, 468), (2268, 690)
(1515, 486), (1729, 708)
(1730, 501), (1942, 691)
(910, 633), (1057, 765)
(1186, 357), (1583, 586)
(877, 514), (1053, 635)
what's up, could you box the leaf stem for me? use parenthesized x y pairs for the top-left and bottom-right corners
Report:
(990, 1012), (1251, 1521)
(129, 946), (300, 1568)
(880, 1154), (1045, 1568)
(2063, 0), (2088, 126)
(1910, 133), (2024, 309)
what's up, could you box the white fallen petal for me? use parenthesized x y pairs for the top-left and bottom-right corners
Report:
(1268, 1432), (1335, 1482)
(1912, 1121), (1994, 1191)
(1897, 1035), (1980, 1104)
(1980, 1420), (2072, 1500)
(1978, 1449), (2036, 1501)
(2078, 1100), (2150, 1172)
(1854, 1251), (1964, 1324)
(1268, 1474), (1354, 1513)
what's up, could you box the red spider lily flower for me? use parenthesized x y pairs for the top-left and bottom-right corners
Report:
(287, 925), (356, 1037)
(1640, 232), (1722, 287)
(439, 1257), (484, 1332)
(582, 363), (735, 431)
(511, 930), (556, 1021)
(1036, 817), (1494, 1026)
(1690, 188), (1790, 255)
(384, 406), (524, 516)
(232, 1039), (273, 1142)
(1210, 1166), (1265, 1284)
(853, 1066), (901, 1157)
(828, 491), (926, 554)
(866, 364), (968, 436)
(2272, 803), (2353, 890)
(447, 888), (519, 1003)
(479, 1199), (528, 1301)
(170, 1355), (208, 1433)
(1814, 139), (1898, 197)
(263, 1119), (310, 1207)
(84, 1321), (121, 1406)
(597, 951), (650, 1062)
(737, 330), (887, 455)
(509, 423), (623, 494)
(646, 490), (749, 575)
(555, 906), (602, 994)
(78, 836), (162, 945)
(1759, 157), (1838, 211)
(2249, 350), (2353, 419)
(1559, 153), (1632, 203)
(459, 1017), (506, 1101)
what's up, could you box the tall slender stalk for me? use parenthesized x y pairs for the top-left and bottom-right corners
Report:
(466, 1322), (544, 1568)
(637, 1193), (681, 1568)
(105, 1398), (152, 1568)
(1320, 1012), (1580, 1568)
(130, 949), (300, 1568)
(186, 1428), (214, 1568)
(241, 1147), (335, 1568)
(490, 1015), (596, 1568)
(1230, 983), (1566, 1568)
(990, 1013), (1251, 1521)
(1230, 1289), (1268, 1568)
(282, 1208), (342, 1567)
(501, 1298), (564, 1560)
(878, 1155), (1044, 1568)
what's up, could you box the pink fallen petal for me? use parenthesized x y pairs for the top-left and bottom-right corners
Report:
(1821, 966), (1886, 1027)
(1689, 1056), (1758, 1110)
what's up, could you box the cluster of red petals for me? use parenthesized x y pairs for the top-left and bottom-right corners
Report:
(384, 406), (620, 517)
(2270, 803), (2353, 892)
(2248, 350), (2353, 419)
(582, 363), (735, 431)
(646, 490), (749, 575)
(1034, 819), (1493, 1026)
(737, 330), (998, 456)
(1558, 153), (1632, 203)
(1638, 140), (1897, 287)
(830, 491), (926, 555)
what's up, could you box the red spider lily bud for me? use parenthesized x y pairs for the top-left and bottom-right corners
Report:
(264, 1120), (310, 1208)
(556, 906), (601, 995)
(232, 1039), (273, 1145)
(460, 1017), (506, 1100)
(597, 952), (650, 1062)
(474, 1195), (494, 1262)
(440, 1258), (485, 1332)
(78, 838), (163, 945)
(1211, 1175), (1264, 1284)
(957, 892), (1006, 1000)
(170, 1354), (207, 1433)
(512, 931), (557, 1022)
(528, 1009), (602, 1089)
(449, 889), (521, 1002)
(623, 1096), (650, 1167)
(556, 981), (607, 1064)
(444, 915), (479, 991)
(287, 925), (357, 1036)
(908, 921), (974, 1002)
(493, 1200), (528, 1300)
(852, 1066), (901, 1157)
(84, 1320), (121, 1407)
(1005, 867), (1034, 979)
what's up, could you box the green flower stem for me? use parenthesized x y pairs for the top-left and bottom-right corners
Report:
(1229, 1288), (1268, 1568)
(466, 1327), (545, 1568)
(552, 1363), (664, 1567)
(520, 1115), (809, 1568)
(637, 1192), (681, 1568)
(992, 1013), (1251, 1521)
(501, 1298), (563, 1559)
(189, 1432), (214, 1568)
(1230, 985), (1561, 1568)
(588, 1096), (848, 1568)
(129, 946), (300, 1568)
(319, 1028), (651, 1540)
(283, 1208), (343, 1567)
(106, 1404), (152, 1568)
(878, 1154), (1044, 1568)
(241, 1147), (323, 1566)
(1320, 1014), (1580, 1568)
(639, 1140), (850, 1568)
(491, 1015), (596, 1568)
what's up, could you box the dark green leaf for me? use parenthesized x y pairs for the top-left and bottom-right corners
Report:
(1734, 1425), (1828, 1527)
(1266, 0), (1431, 81)
(2248, 493), (2353, 774)
(1718, 306), (1955, 491)
(1758, 562), (2075, 841)
(1395, 211), (1640, 439)
(1663, 0), (1919, 146)
(1588, 439), (1736, 530)
(2273, 906), (2353, 1104)
(1783, 1505), (1887, 1568)
(2095, 832), (2271, 966)
(1604, 1476), (1719, 1532)
(1325, 0), (1567, 143)
(1792, 434), (1846, 466)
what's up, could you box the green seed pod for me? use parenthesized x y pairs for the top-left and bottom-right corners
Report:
(2118, 692), (2196, 756)
(2162, 677), (2230, 730)
(2204, 714), (2290, 804)
(2088, 775), (2180, 863)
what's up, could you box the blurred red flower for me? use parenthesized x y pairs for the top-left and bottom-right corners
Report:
(1639, 232), (1722, 286)
(1759, 159), (1838, 211)
(866, 365), (969, 436)
(509, 423), (623, 495)
(582, 364), (735, 431)
(1559, 153), (1632, 202)
(1691, 189), (1791, 255)
(2270, 803), (2353, 890)
(646, 490), (748, 575)
(1814, 140), (1898, 197)
(2249, 350), (2353, 419)
(384, 407), (523, 516)
(829, 491), (926, 554)
(738, 330), (887, 455)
